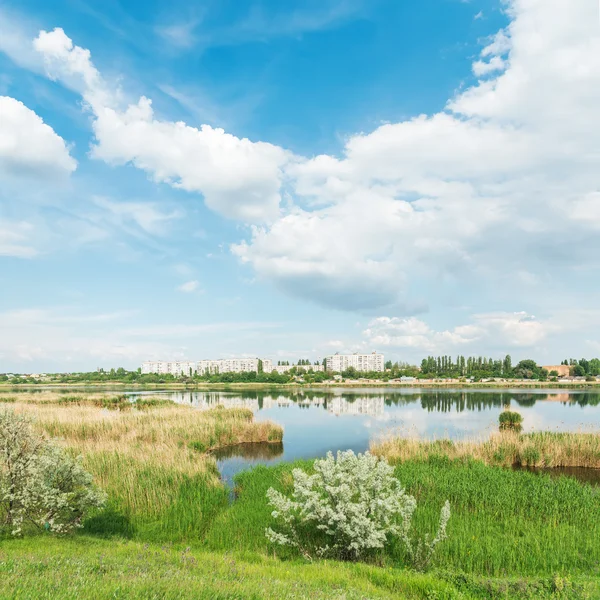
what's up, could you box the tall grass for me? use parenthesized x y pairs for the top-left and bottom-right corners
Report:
(5, 394), (282, 542)
(202, 456), (600, 576)
(372, 431), (600, 468)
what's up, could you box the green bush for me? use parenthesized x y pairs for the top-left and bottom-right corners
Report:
(265, 450), (450, 570)
(499, 411), (523, 431)
(0, 410), (106, 535)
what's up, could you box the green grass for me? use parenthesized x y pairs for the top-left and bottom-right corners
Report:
(390, 457), (600, 576)
(0, 536), (594, 599)
(3, 445), (600, 597)
(200, 457), (600, 577)
(80, 451), (229, 541)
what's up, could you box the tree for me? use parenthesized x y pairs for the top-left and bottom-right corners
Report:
(513, 359), (543, 380)
(0, 410), (106, 536)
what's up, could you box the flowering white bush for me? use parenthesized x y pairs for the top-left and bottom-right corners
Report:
(265, 450), (450, 568)
(0, 410), (106, 535)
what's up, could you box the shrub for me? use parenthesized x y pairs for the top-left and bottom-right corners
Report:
(0, 410), (106, 535)
(499, 410), (523, 431)
(265, 450), (450, 569)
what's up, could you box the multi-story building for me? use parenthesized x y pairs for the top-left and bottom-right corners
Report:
(324, 352), (385, 373)
(197, 358), (273, 375)
(272, 364), (325, 374)
(142, 358), (271, 376)
(141, 361), (196, 376)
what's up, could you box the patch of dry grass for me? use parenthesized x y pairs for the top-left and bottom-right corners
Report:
(4, 394), (283, 524)
(372, 431), (600, 468)
(9, 397), (282, 473)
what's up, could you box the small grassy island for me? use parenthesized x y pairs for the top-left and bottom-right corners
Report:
(2, 391), (600, 599)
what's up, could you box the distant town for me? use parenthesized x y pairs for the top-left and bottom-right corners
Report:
(141, 352), (385, 376)
(2, 353), (599, 385)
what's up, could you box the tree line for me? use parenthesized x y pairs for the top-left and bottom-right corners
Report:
(3, 355), (600, 384)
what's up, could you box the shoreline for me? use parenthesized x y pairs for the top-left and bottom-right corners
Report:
(2, 381), (600, 391)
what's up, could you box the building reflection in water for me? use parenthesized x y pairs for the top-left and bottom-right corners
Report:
(141, 389), (600, 415)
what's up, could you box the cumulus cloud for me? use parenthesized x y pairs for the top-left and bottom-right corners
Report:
(472, 55), (505, 76)
(231, 0), (600, 311)
(16, 2), (600, 319)
(0, 96), (76, 177)
(363, 312), (549, 354)
(33, 28), (291, 223)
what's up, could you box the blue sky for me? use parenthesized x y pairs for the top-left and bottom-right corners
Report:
(1, 0), (599, 372)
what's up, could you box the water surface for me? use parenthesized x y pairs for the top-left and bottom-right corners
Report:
(125, 388), (600, 484)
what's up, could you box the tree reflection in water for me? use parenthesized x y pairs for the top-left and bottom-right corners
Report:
(211, 442), (284, 461)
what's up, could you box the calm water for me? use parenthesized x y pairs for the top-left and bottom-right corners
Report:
(123, 388), (600, 484)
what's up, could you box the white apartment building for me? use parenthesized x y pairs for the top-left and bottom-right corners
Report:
(141, 361), (196, 376)
(272, 364), (325, 374)
(325, 352), (385, 373)
(197, 358), (273, 375)
(142, 358), (272, 376)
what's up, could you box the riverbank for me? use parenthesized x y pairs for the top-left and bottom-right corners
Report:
(372, 431), (600, 469)
(2, 380), (600, 391)
(0, 394), (282, 539)
(1, 456), (599, 598)
(3, 393), (600, 598)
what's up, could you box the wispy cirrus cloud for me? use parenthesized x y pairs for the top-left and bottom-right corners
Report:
(177, 280), (201, 293)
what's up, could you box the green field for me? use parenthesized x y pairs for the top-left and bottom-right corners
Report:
(2, 396), (600, 598)
(3, 458), (600, 598)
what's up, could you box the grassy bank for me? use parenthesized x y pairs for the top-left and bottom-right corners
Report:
(2, 381), (600, 391)
(372, 431), (600, 468)
(3, 394), (600, 598)
(1, 537), (593, 600)
(1, 392), (282, 540)
(199, 458), (600, 577)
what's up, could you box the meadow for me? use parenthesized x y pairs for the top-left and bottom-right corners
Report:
(2, 391), (600, 598)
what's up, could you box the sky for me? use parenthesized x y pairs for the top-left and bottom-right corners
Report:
(1, 0), (600, 372)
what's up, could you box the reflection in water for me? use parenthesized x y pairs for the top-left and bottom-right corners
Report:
(212, 442), (284, 461)
(328, 396), (384, 417)
(14, 387), (598, 484)
(139, 389), (600, 415)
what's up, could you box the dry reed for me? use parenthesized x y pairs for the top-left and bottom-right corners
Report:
(372, 431), (600, 468)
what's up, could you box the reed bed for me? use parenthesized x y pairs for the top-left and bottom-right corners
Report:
(4, 395), (283, 540)
(372, 431), (600, 468)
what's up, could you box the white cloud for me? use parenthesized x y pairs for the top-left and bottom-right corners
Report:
(0, 307), (281, 370)
(363, 312), (549, 354)
(0, 220), (37, 258)
(177, 280), (201, 293)
(473, 55), (505, 76)
(155, 21), (199, 49)
(93, 197), (182, 236)
(33, 28), (291, 223)
(0, 96), (76, 177)
(7, 2), (600, 322)
(193, 0), (368, 49)
(231, 0), (600, 312)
